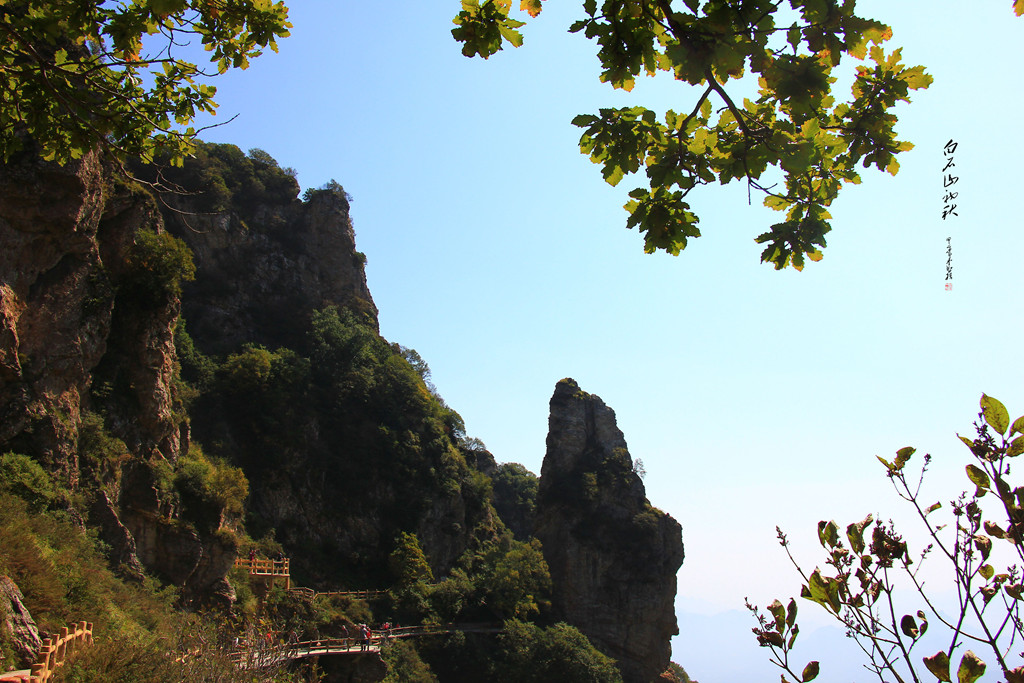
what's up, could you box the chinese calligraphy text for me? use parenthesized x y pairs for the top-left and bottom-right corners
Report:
(942, 139), (959, 220)
(945, 237), (953, 291)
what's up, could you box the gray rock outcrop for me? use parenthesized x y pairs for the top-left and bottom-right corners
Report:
(535, 379), (684, 683)
(0, 576), (42, 669)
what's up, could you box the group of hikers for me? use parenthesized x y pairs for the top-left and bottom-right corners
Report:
(341, 622), (396, 651)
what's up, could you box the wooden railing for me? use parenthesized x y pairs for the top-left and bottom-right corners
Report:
(233, 557), (290, 589)
(30, 621), (93, 682)
(231, 623), (503, 669)
(313, 589), (385, 600)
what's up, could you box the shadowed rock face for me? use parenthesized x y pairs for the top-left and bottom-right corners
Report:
(535, 378), (684, 683)
(0, 149), (238, 603)
(163, 189), (377, 355)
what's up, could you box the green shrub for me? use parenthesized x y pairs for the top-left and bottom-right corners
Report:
(125, 229), (196, 298)
(174, 318), (217, 390)
(381, 639), (437, 683)
(302, 179), (351, 203)
(173, 445), (249, 521)
(491, 462), (538, 540)
(0, 452), (59, 509)
(460, 534), (551, 621)
(491, 620), (622, 683)
(389, 532), (434, 587)
(77, 412), (131, 498)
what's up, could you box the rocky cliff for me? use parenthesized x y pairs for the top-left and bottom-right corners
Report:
(535, 378), (684, 683)
(0, 148), (177, 479)
(142, 146), (496, 586)
(0, 146), (261, 604)
(0, 140), (498, 606)
(158, 174), (378, 354)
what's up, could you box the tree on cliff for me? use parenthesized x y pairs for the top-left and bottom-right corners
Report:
(0, 0), (291, 166)
(452, 1), (1017, 269)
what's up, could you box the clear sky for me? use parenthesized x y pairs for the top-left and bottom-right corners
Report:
(191, 2), (1024, 679)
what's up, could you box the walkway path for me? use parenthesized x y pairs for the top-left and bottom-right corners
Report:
(232, 624), (503, 669)
(0, 622), (93, 683)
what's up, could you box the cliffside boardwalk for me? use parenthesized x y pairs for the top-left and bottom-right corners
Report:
(286, 587), (385, 601)
(232, 624), (503, 670)
(230, 553), (502, 671)
(0, 622), (93, 683)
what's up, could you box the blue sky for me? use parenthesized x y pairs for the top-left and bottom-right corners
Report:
(190, 2), (1024, 679)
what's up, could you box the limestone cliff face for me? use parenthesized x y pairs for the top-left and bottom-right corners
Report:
(0, 148), (228, 604)
(162, 189), (377, 354)
(535, 379), (684, 683)
(0, 147), (181, 469)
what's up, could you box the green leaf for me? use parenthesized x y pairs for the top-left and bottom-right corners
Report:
(786, 598), (798, 628)
(520, 0), (543, 17)
(817, 520), (839, 549)
(900, 614), (919, 639)
(966, 464), (991, 493)
(1010, 436), (1024, 457)
(893, 446), (915, 471)
(957, 650), (986, 683)
(982, 394), (1010, 435)
(787, 24), (801, 51)
(984, 520), (1007, 539)
(149, 0), (188, 17)
(925, 502), (942, 515)
(979, 563), (994, 580)
(802, 660), (820, 682)
(901, 65), (933, 90)
(924, 651), (951, 682)
(803, 569), (842, 612)
(975, 535), (993, 561)
(603, 164), (625, 186)
(846, 514), (873, 555)
(768, 599), (786, 632)
(498, 22), (524, 47)
(1012, 415), (1024, 436)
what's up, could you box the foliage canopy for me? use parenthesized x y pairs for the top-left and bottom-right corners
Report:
(453, 0), (941, 269)
(0, 0), (290, 166)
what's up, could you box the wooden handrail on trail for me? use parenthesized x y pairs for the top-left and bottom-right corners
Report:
(29, 621), (93, 682)
(315, 589), (385, 600)
(231, 623), (503, 669)
(286, 588), (384, 601)
(234, 557), (290, 589)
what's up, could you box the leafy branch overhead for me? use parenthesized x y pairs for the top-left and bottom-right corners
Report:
(452, 0), (939, 269)
(0, 0), (291, 166)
